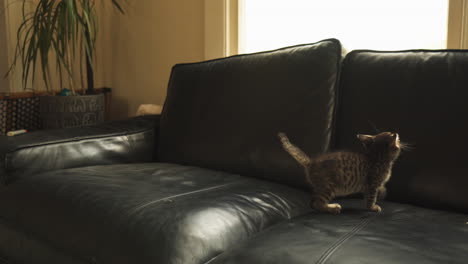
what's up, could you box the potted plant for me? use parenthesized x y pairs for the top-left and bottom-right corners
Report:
(7, 0), (125, 129)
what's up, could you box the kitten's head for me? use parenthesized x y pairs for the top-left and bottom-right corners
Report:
(357, 132), (405, 160)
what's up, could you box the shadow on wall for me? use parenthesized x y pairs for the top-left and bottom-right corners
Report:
(110, 96), (130, 120)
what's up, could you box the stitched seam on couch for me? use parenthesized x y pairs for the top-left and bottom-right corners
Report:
(9, 129), (152, 153)
(129, 179), (250, 214)
(315, 213), (377, 264)
(171, 39), (341, 69)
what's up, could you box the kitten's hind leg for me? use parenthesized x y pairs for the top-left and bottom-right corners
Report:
(307, 172), (341, 214)
(310, 190), (341, 214)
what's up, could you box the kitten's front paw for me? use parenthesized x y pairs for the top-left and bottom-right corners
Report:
(326, 203), (342, 214)
(369, 204), (382, 213)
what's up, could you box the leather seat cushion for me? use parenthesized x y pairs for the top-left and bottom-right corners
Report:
(210, 199), (468, 264)
(0, 163), (310, 264)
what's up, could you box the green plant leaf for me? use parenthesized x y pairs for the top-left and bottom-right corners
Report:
(8, 0), (126, 92)
(111, 0), (125, 14)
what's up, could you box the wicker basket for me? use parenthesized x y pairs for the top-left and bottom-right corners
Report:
(0, 96), (41, 135)
(0, 88), (111, 135)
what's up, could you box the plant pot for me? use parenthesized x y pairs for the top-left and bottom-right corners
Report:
(39, 94), (105, 129)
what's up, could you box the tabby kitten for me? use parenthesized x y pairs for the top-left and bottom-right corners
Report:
(278, 132), (404, 214)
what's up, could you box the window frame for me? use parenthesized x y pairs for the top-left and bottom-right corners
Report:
(447, 0), (468, 48)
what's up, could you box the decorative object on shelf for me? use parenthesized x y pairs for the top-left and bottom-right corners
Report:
(6, 0), (125, 129)
(59, 88), (73, 97)
(40, 93), (105, 129)
(7, 129), (27, 136)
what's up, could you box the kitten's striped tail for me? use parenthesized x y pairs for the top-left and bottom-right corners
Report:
(278, 132), (311, 167)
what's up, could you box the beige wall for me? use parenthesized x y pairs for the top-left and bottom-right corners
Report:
(103, 0), (206, 120)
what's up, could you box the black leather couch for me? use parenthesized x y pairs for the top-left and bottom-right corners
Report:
(0, 39), (467, 264)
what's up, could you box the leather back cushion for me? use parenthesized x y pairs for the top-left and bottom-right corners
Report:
(336, 50), (468, 213)
(159, 39), (342, 189)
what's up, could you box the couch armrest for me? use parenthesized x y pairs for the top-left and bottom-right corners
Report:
(0, 115), (160, 184)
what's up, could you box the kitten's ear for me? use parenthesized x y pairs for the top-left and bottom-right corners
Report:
(357, 134), (374, 144)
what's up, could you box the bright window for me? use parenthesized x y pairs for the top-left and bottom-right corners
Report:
(239, 0), (449, 53)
